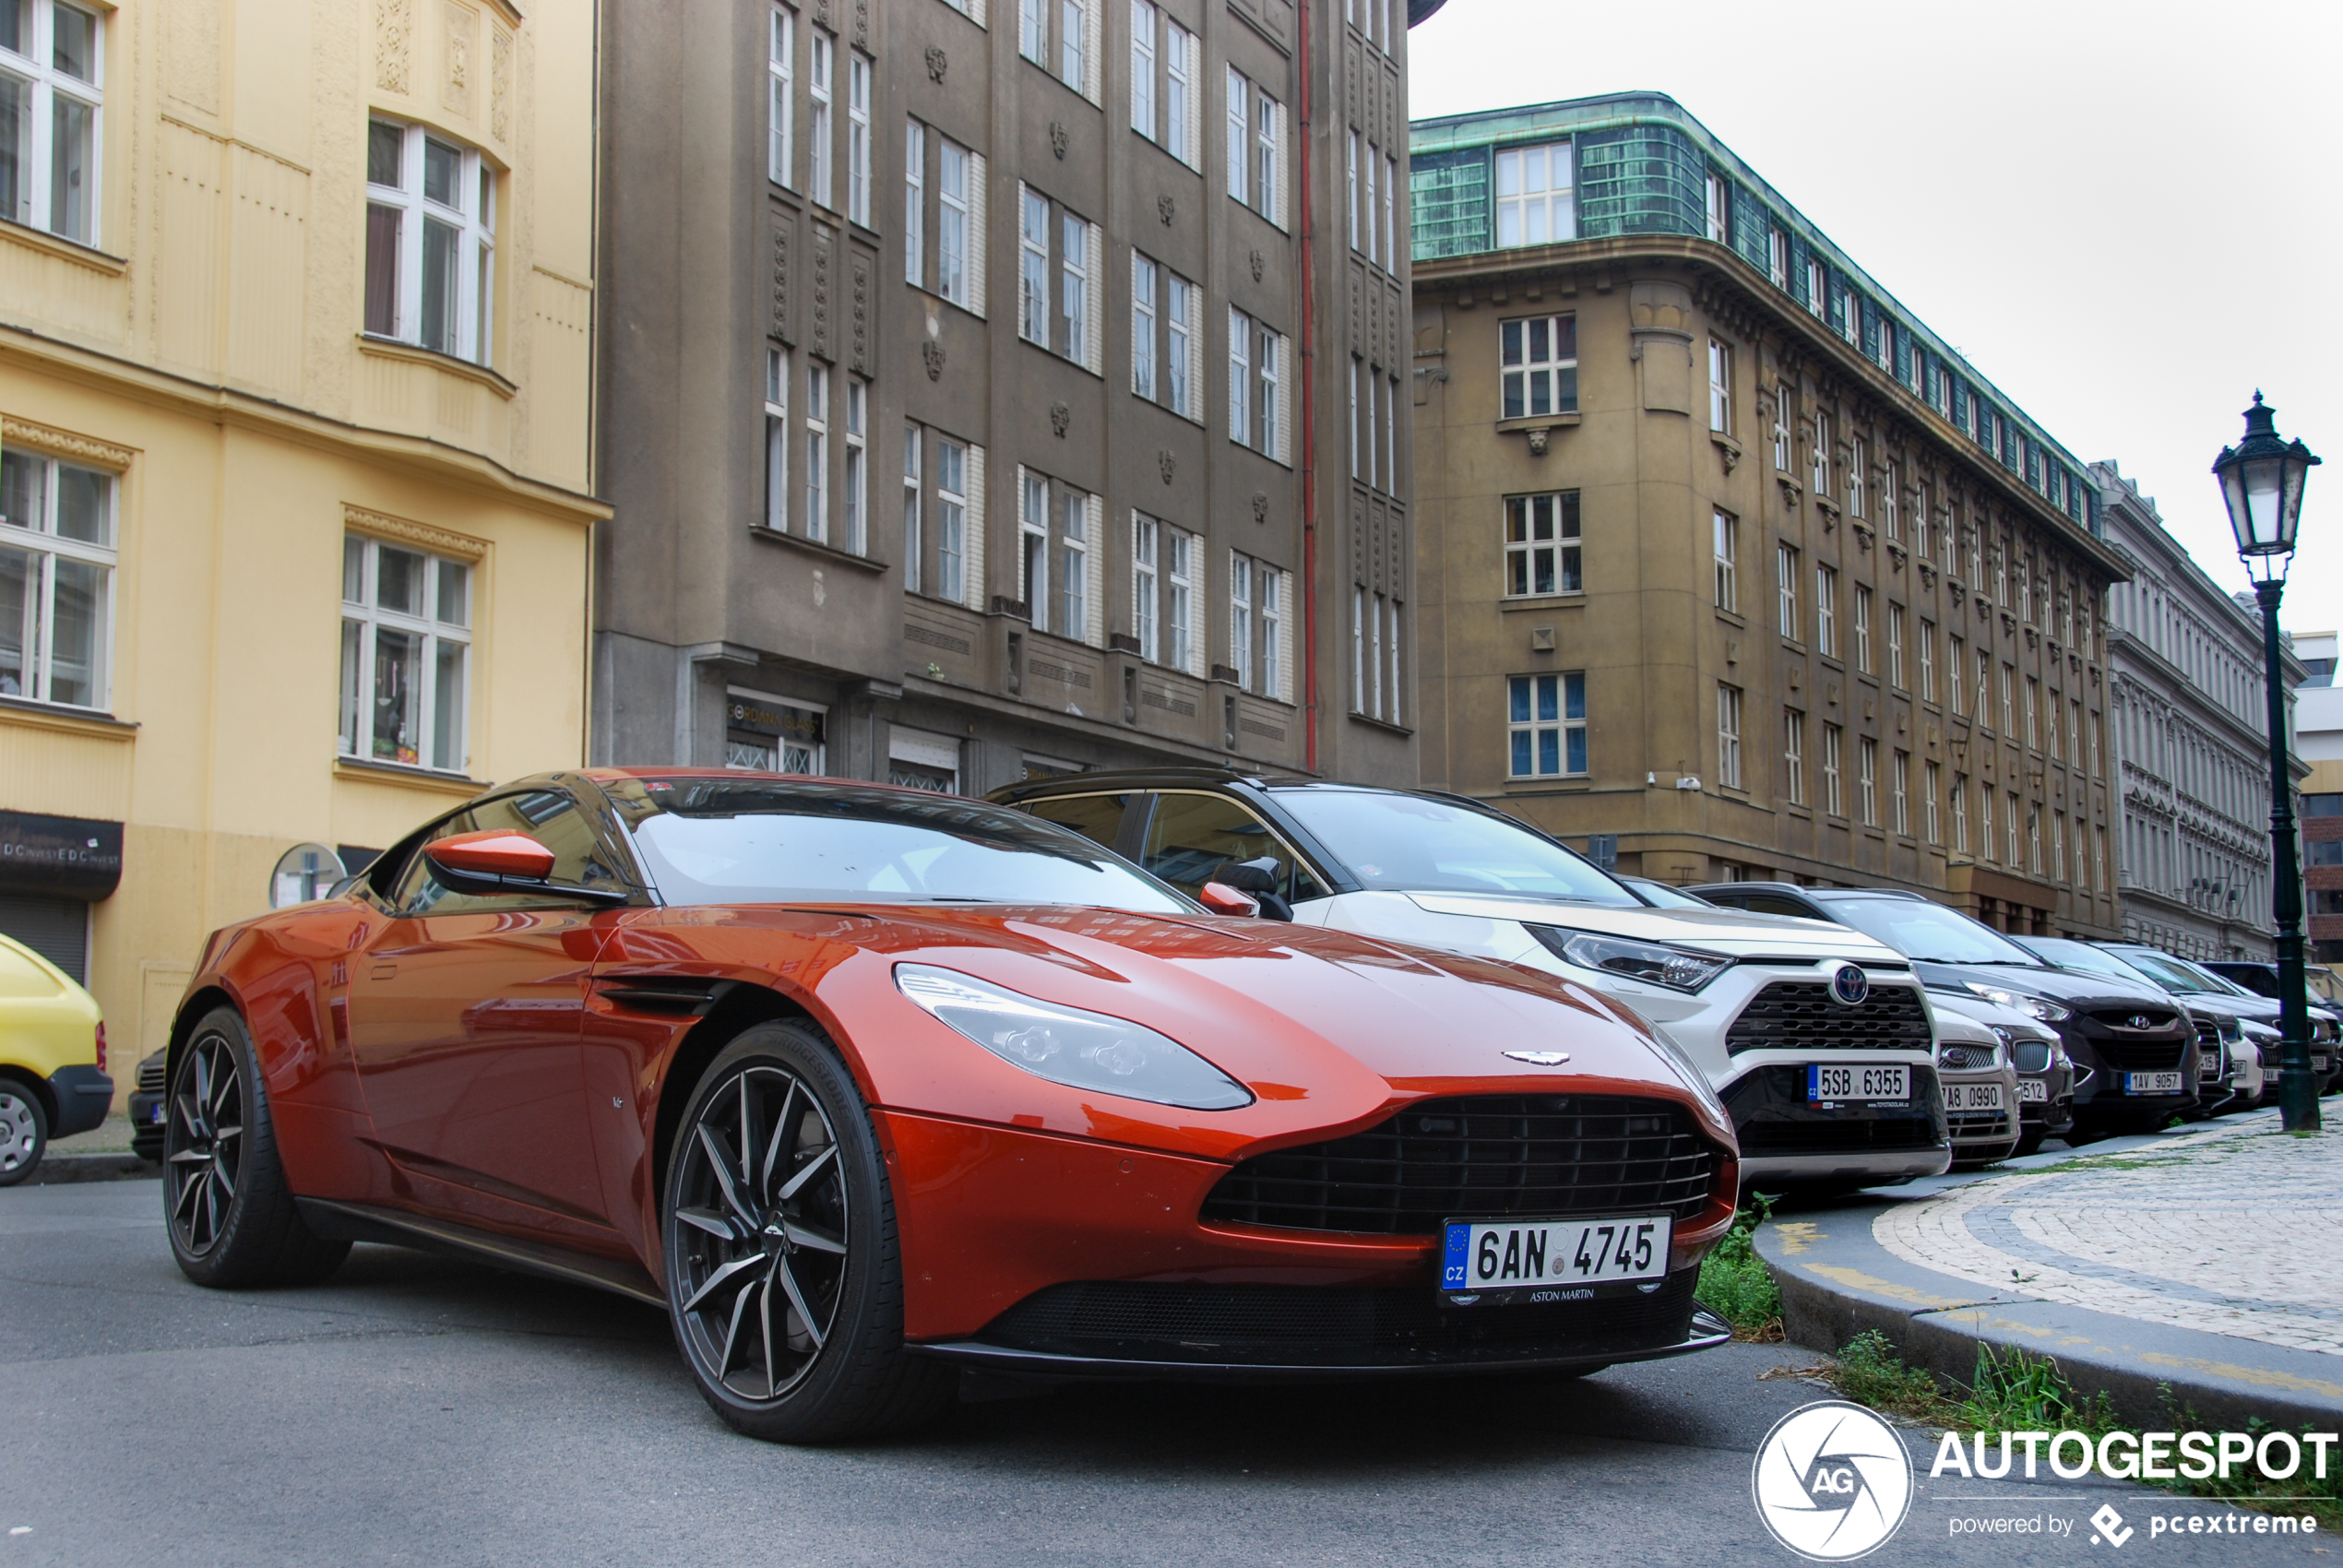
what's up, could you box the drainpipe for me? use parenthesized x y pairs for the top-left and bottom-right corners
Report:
(1298, 0), (1319, 775)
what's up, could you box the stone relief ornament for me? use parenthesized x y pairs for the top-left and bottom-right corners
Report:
(924, 45), (947, 82)
(1158, 450), (1176, 483)
(1249, 248), (1265, 282)
(1050, 122), (1069, 160)
(922, 340), (946, 380)
(1050, 403), (1070, 437)
(1251, 493), (1268, 524)
(1158, 195), (1174, 226)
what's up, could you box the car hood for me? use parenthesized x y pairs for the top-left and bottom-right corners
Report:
(603, 903), (1738, 1164)
(1396, 893), (1906, 963)
(1911, 959), (2171, 1010)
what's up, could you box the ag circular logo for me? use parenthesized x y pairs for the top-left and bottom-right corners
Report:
(1828, 963), (1871, 1007)
(1750, 1400), (1913, 1561)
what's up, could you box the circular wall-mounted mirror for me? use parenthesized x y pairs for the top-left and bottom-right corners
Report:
(269, 843), (347, 909)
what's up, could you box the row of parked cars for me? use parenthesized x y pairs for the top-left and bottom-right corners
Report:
(988, 768), (2339, 1192)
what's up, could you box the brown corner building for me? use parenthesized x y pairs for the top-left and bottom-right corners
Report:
(590, 0), (1430, 792)
(1409, 93), (2124, 935)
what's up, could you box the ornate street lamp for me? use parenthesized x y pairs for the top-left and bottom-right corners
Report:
(2214, 393), (2323, 1131)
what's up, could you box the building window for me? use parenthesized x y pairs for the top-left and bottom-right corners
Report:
(927, 133), (981, 311)
(1225, 69), (1284, 225)
(1814, 564), (1838, 658)
(1134, 513), (1160, 661)
(763, 347), (790, 532)
(1713, 510), (1738, 612)
(1703, 171), (1727, 243)
(1716, 683), (1742, 790)
(901, 426), (921, 595)
(1859, 738), (1879, 826)
(768, 7), (794, 186)
(1767, 228), (1788, 289)
(0, 449), (113, 708)
(1886, 603), (1904, 688)
(364, 119), (497, 365)
(1493, 142), (1573, 247)
(2095, 824), (2107, 890)
(842, 378), (867, 554)
(1811, 411), (1831, 495)
(0, 0), (101, 244)
(1852, 584), (1872, 673)
(2027, 801), (2041, 874)
(846, 53), (872, 225)
(1777, 544), (1799, 638)
(1847, 436), (1866, 517)
(1500, 315), (1576, 420)
(1914, 484), (1932, 560)
(1781, 708), (1803, 804)
(1017, 185), (1100, 370)
(339, 533), (469, 772)
(2052, 813), (2066, 883)
(1707, 339), (1732, 434)
(1921, 757), (1938, 842)
(1228, 308), (1290, 461)
(1953, 773), (1969, 854)
(1508, 672), (1586, 777)
(808, 31), (833, 208)
(1354, 589), (1399, 724)
(726, 692), (826, 775)
(934, 435), (969, 602)
(2070, 698), (2083, 765)
(1505, 492), (1581, 598)
(1017, 468), (1092, 640)
(1771, 385), (1792, 470)
(1946, 634), (1964, 715)
(1129, 0), (1153, 136)
(1804, 257), (1825, 317)
(1918, 618), (1934, 702)
(902, 119), (923, 283)
(2006, 790), (2022, 869)
(1822, 724), (1843, 816)
(1883, 461), (1900, 541)
(1229, 552), (1290, 700)
(1999, 662), (2014, 736)
(2025, 676), (2040, 749)
(803, 362), (830, 542)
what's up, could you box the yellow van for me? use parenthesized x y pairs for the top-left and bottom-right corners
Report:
(0, 932), (111, 1185)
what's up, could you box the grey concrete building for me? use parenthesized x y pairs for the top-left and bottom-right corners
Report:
(591, 0), (1421, 793)
(2095, 459), (2303, 959)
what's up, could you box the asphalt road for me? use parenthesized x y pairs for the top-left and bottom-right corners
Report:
(2, 1180), (2328, 1568)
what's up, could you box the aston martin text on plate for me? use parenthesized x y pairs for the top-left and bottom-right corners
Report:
(1439, 1214), (1671, 1305)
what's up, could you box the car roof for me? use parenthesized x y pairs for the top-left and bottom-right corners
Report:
(1683, 880), (1922, 902)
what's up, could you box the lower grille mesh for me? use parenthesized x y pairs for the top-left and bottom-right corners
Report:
(1199, 1095), (1720, 1235)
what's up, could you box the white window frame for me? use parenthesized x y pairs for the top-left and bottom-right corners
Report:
(808, 31), (834, 209)
(0, 0), (102, 245)
(1777, 544), (1798, 638)
(902, 119), (924, 283)
(843, 377), (867, 554)
(768, 7), (795, 187)
(1852, 583), (1872, 673)
(1167, 269), (1198, 420)
(1059, 487), (1088, 641)
(1020, 0), (1046, 65)
(936, 136), (973, 309)
(1858, 736), (1878, 826)
(1384, 149), (1397, 270)
(1713, 509), (1737, 612)
(1134, 513), (1160, 662)
(902, 425), (922, 594)
(1165, 20), (1196, 166)
(1704, 172), (1728, 243)
(1167, 526), (1193, 672)
(1060, 208), (1088, 362)
(1811, 410), (1831, 497)
(1230, 552), (1254, 692)
(764, 347), (791, 532)
(1924, 760), (1941, 844)
(1782, 708), (1803, 805)
(1129, 0), (1155, 137)
(846, 53), (872, 226)
(1362, 139), (1378, 266)
(1019, 185), (1050, 343)
(1887, 602), (1904, 688)
(1228, 67), (1251, 207)
(803, 362), (830, 543)
(1493, 141), (1572, 248)
(1823, 724), (1843, 816)
(1893, 749), (1909, 836)
(1257, 86), (1282, 227)
(1019, 467), (1051, 616)
(935, 437), (969, 602)
(1707, 338), (1732, 434)
(1508, 671), (1586, 778)
(1498, 315), (1576, 420)
(339, 532), (470, 774)
(1131, 251), (1158, 398)
(1771, 384), (1791, 469)
(1814, 564), (1837, 657)
(1228, 306), (1252, 445)
(0, 448), (115, 709)
(364, 118), (497, 366)
(1716, 683), (1742, 790)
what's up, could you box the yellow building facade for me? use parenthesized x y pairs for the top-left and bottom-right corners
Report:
(0, 0), (601, 1100)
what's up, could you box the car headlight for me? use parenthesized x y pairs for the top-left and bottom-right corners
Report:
(1961, 982), (2072, 1023)
(1527, 927), (1732, 993)
(894, 965), (1255, 1111)
(2218, 1016), (2242, 1042)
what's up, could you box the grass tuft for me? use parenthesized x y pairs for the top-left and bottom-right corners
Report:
(1696, 1193), (1782, 1340)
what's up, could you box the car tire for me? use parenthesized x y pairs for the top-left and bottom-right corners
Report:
(0, 1080), (48, 1187)
(165, 1006), (351, 1289)
(662, 1020), (955, 1444)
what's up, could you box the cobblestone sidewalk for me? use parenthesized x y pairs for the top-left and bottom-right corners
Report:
(1873, 1111), (2343, 1356)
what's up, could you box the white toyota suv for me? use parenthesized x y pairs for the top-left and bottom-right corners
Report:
(991, 773), (1952, 1192)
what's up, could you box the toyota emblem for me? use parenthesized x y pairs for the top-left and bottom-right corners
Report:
(1828, 964), (1870, 1007)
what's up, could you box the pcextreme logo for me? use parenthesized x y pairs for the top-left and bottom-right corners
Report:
(1752, 1400), (1915, 1561)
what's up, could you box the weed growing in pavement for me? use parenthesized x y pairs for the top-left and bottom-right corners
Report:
(1695, 1193), (1782, 1340)
(1806, 1336), (2343, 1528)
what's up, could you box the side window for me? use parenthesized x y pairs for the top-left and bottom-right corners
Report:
(1139, 791), (1322, 903)
(1022, 792), (1135, 857)
(389, 790), (621, 916)
(1741, 894), (1819, 921)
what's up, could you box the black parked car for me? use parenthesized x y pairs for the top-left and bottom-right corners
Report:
(127, 1049), (167, 1163)
(2011, 937), (2260, 1117)
(1685, 883), (2198, 1138)
(2098, 944), (2341, 1094)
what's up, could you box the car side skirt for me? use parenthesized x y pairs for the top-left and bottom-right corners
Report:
(294, 1198), (665, 1307)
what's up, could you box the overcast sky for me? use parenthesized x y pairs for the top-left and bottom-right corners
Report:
(1409, 0), (2343, 636)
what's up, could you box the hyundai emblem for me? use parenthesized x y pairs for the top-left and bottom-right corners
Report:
(2127, 1014), (2152, 1030)
(1829, 963), (1870, 1006)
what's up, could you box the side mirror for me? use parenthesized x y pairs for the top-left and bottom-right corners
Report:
(1207, 857), (1294, 922)
(1197, 881), (1261, 918)
(423, 830), (628, 904)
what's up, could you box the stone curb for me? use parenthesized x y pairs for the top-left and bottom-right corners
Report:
(22, 1152), (160, 1185)
(1754, 1190), (2343, 1436)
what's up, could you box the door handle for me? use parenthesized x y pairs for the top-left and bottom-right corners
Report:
(371, 963), (398, 980)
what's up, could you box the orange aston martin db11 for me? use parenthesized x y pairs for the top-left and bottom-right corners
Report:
(161, 771), (1737, 1440)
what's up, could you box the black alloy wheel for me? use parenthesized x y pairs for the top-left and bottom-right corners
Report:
(662, 1022), (954, 1443)
(163, 1007), (350, 1289)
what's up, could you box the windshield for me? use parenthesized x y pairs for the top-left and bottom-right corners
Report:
(1270, 790), (1637, 905)
(1627, 879), (1712, 909)
(2116, 949), (2237, 996)
(1814, 897), (2049, 966)
(2016, 936), (2169, 988)
(603, 778), (1192, 911)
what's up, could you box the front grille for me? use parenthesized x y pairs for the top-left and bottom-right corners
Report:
(1725, 981), (1933, 1054)
(1735, 1118), (1942, 1155)
(2086, 1006), (2181, 1033)
(2193, 1017), (2220, 1052)
(977, 1270), (1701, 1367)
(136, 1051), (167, 1094)
(1947, 1109), (2012, 1138)
(2011, 1040), (2054, 1074)
(1199, 1095), (1719, 1235)
(1938, 1043), (1997, 1072)
(2093, 1037), (2188, 1072)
